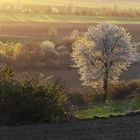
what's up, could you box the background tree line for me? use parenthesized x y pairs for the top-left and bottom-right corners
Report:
(0, 3), (140, 18)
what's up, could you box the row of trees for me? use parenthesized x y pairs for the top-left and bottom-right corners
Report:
(0, 3), (140, 17)
(0, 40), (72, 70)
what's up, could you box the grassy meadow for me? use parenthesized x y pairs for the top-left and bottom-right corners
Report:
(76, 100), (140, 119)
(3, 0), (140, 10)
(0, 0), (140, 23)
(0, 12), (140, 24)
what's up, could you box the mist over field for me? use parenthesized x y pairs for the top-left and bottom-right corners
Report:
(0, 0), (140, 140)
(0, 0), (139, 87)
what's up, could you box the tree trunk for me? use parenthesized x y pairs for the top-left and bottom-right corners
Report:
(103, 64), (109, 102)
(103, 78), (108, 102)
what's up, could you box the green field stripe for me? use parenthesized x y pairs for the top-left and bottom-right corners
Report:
(4, 0), (140, 10)
(0, 12), (139, 24)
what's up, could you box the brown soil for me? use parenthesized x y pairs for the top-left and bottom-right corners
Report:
(1, 114), (140, 140)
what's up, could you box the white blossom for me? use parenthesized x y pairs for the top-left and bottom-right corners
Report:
(72, 23), (138, 98)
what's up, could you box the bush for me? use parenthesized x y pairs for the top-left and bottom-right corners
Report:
(129, 88), (140, 110)
(67, 88), (103, 106)
(131, 88), (140, 101)
(91, 92), (104, 103)
(0, 42), (22, 66)
(109, 80), (140, 101)
(16, 42), (42, 69)
(0, 41), (73, 70)
(0, 68), (74, 125)
(67, 89), (85, 106)
(67, 80), (140, 105)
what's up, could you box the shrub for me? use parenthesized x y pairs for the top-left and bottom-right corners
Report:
(131, 88), (140, 101)
(0, 68), (74, 125)
(129, 88), (140, 110)
(0, 65), (13, 80)
(67, 80), (140, 105)
(47, 28), (58, 37)
(83, 88), (105, 103)
(40, 41), (58, 68)
(67, 89), (85, 106)
(109, 80), (140, 101)
(0, 42), (22, 66)
(56, 38), (73, 52)
(67, 88), (103, 106)
(16, 42), (42, 69)
(0, 40), (73, 70)
(91, 92), (104, 103)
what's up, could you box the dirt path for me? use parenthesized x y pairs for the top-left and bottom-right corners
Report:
(0, 115), (140, 140)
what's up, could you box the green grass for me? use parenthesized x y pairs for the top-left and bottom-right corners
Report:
(4, 0), (140, 11)
(76, 100), (140, 119)
(0, 12), (140, 24)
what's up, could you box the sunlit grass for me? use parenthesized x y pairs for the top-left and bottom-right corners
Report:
(76, 100), (137, 119)
(3, 0), (140, 10)
(0, 12), (140, 24)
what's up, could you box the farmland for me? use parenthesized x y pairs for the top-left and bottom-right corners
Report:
(0, 22), (139, 40)
(3, 0), (140, 10)
(0, 12), (140, 24)
(0, 22), (139, 88)
(0, 0), (140, 139)
(0, 114), (140, 140)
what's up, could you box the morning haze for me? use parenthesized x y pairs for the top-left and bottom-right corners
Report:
(0, 0), (140, 139)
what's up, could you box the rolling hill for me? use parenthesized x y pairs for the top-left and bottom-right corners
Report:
(1, 0), (139, 12)
(3, 0), (140, 6)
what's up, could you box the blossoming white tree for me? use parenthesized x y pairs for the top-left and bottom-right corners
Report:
(72, 23), (137, 101)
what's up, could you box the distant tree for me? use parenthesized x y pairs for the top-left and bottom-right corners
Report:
(41, 41), (55, 54)
(0, 42), (22, 65)
(72, 23), (138, 102)
(51, 6), (59, 14)
(40, 41), (58, 68)
(17, 42), (41, 68)
(69, 30), (80, 40)
(67, 3), (76, 15)
(47, 28), (58, 37)
(114, 4), (118, 16)
(0, 65), (13, 80)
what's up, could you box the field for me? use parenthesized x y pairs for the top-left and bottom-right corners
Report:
(0, 22), (139, 40)
(0, 0), (140, 139)
(3, 0), (140, 10)
(0, 114), (140, 140)
(0, 22), (139, 88)
(76, 100), (140, 119)
(0, 12), (140, 24)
